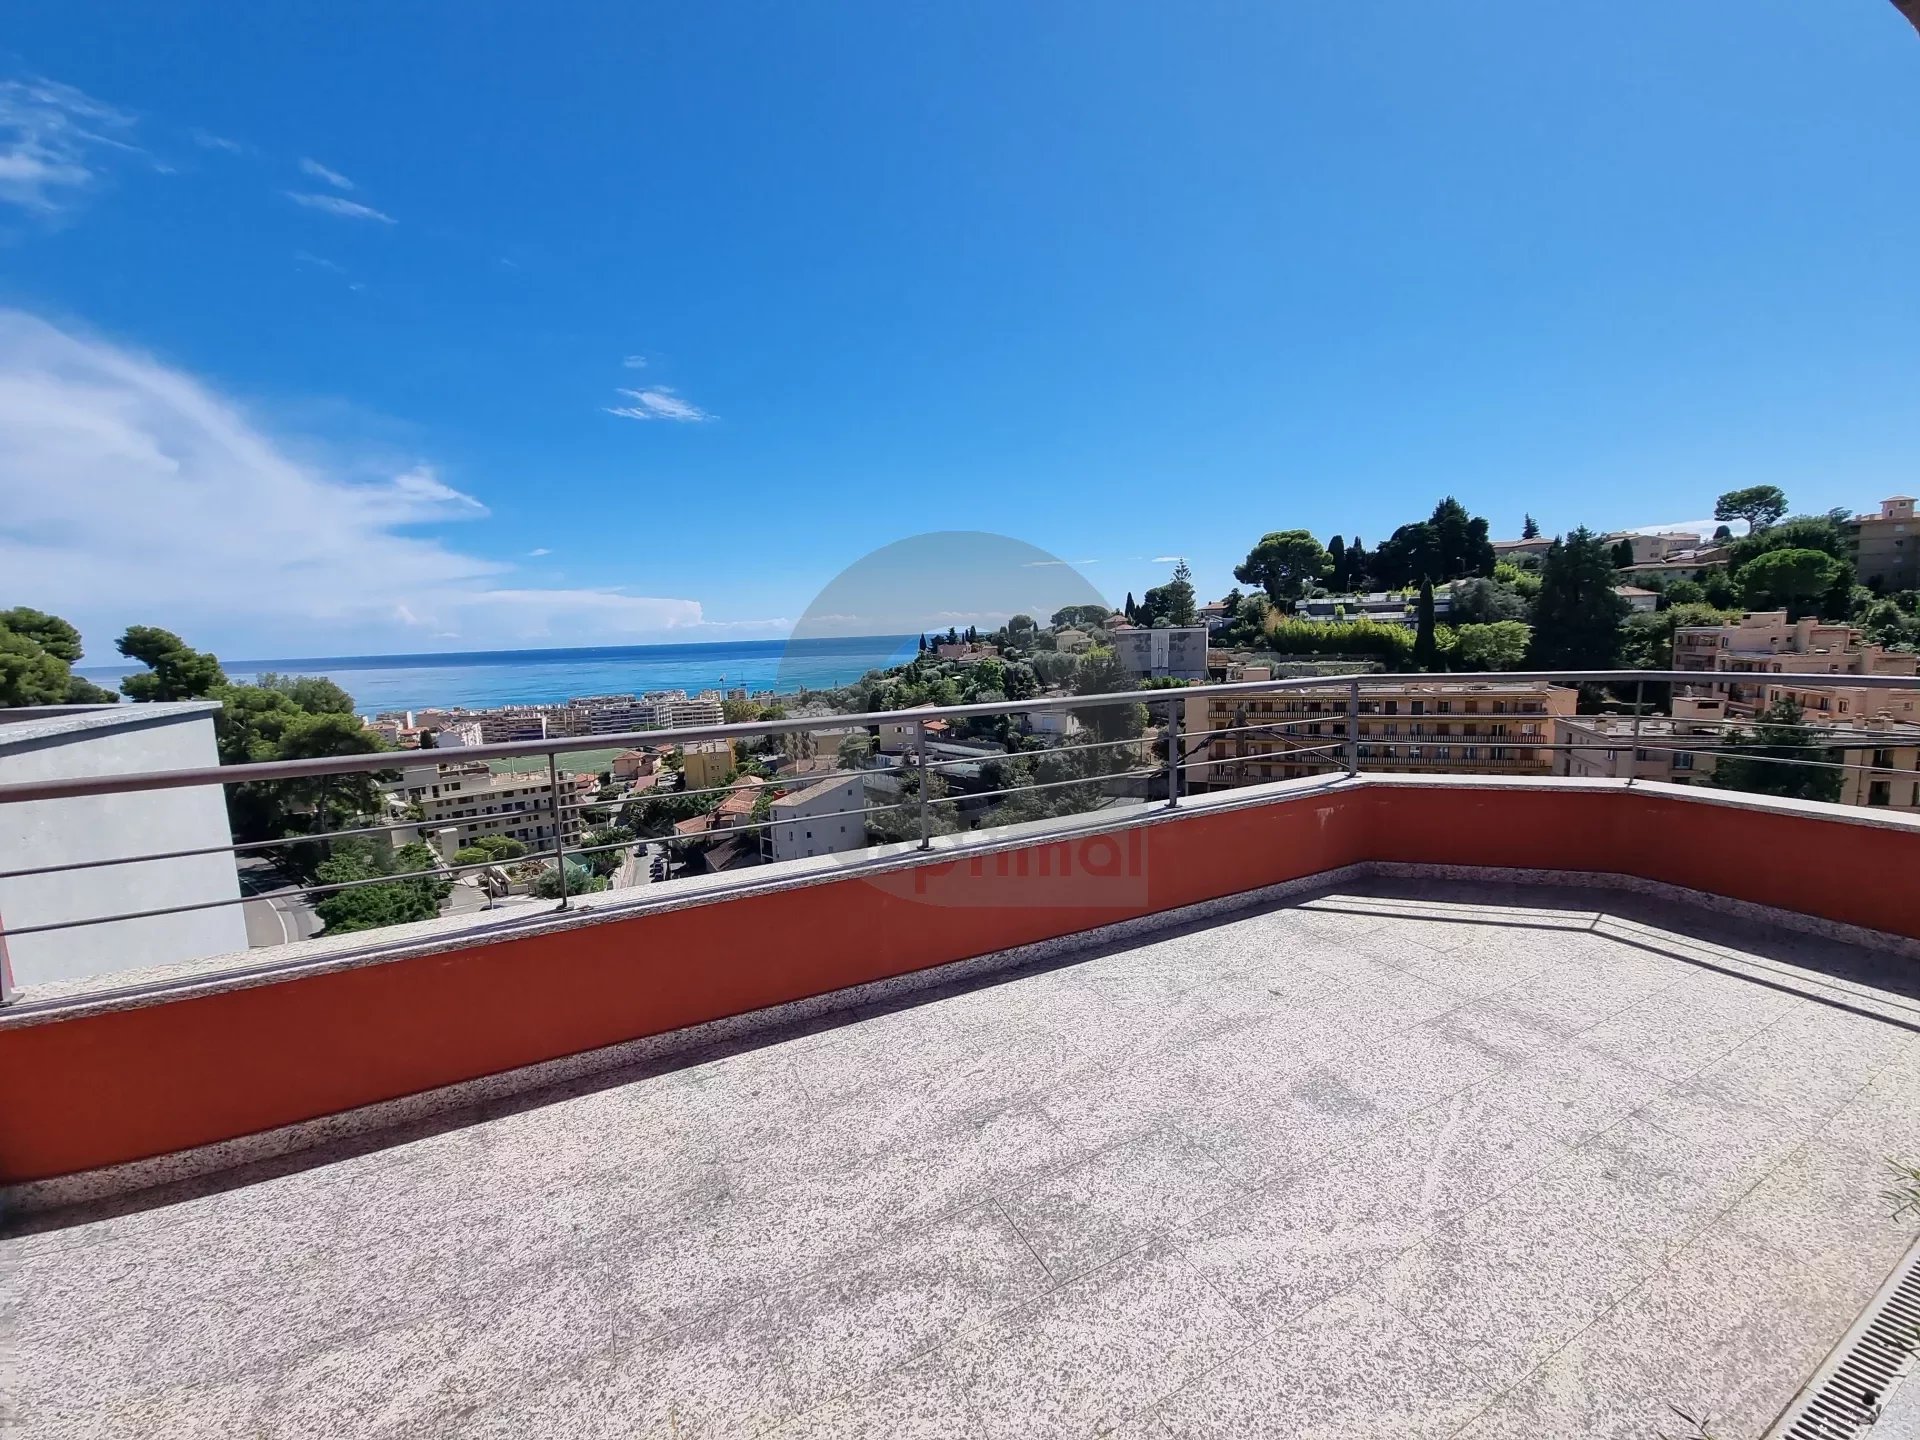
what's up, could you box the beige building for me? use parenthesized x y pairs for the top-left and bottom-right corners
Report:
(1848, 496), (1919, 593)
(1188, 681), (1577, 788)
(676, 739), (734, 792)
(611, 748), (656, 782)
(1674, 611), (1919, 718)
(394, 761), (583, 856)
(1602, 531), (1703, 565)
(1556, 703), (1920, 814)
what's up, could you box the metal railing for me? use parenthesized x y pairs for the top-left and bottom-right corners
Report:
(2, 667), (1917, 1005)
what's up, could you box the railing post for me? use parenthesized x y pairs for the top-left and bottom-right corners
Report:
(914, 720), (931, 850)
(547, 753), (569, 909)
(1630, 679), (1645, 781)
(1346, 676), (1360, 778)
(1164, 695), (1180, 809)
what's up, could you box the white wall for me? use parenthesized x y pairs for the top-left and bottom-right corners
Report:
(770, 777), (866, 862)
(0, 708), (248, 988)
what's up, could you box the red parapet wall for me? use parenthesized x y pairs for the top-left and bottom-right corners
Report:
(0, 783), (1912, 1186)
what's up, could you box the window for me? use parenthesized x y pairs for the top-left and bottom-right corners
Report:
(1410, 700), (1425, 716)
(1873, 749), (1894, 770)
(1674, 752), (1693, 771)
(1436, 746), (1451, 762)
(1868, 781), (1891, 807)
(1384, 700), (1399, 715)
(1493, 701), (1507, 715)
(1407, 746), (1423, 761)
(1437, 700), (1452, 714)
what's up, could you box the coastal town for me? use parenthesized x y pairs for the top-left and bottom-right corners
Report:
(295, 492), (1920, 921)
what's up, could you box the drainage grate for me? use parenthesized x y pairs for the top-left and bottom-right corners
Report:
(1768, 1237), (1920, 1439)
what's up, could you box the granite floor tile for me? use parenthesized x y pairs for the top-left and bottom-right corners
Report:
(997, 1125), (1246, 1281)
(1469, 1042), (1671, 1144)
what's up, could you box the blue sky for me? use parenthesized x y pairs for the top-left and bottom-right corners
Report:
(2, 2), (1917, 658)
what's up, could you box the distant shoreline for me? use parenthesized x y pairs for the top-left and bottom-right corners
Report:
(74, 634), (921, 715)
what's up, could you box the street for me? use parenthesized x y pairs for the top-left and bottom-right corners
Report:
(236, 857), (322, 949)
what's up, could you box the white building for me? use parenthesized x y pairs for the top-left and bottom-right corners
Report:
(769, 775), (867, 862)
(0, 703), (248, 989)
(1110, 626), (1208, 681)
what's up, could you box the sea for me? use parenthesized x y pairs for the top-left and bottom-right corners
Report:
(77, 635), (920, 716)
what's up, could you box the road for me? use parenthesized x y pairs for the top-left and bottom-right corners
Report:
(236, 858), (322, 949)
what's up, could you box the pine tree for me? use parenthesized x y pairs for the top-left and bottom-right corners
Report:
(1412, 580), (1438, 670)
(1522, 514), (1541, 540)
(1327, 536), (1348, 591)
(1528, 528), (1628, 670)
(1124, 592), (1137, 622)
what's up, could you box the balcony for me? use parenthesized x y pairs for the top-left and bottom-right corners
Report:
(5, 677), (1920, 1438)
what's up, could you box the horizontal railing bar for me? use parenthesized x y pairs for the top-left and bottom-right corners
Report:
(924, 766), (1163, 809)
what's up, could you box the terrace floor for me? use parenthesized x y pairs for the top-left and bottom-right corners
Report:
(7, 877), (1920, 1439)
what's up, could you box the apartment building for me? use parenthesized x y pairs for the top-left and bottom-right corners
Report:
(1674, 610), (1919, 715)
(1600, 530), (1703, 566)
(1555, 702), (1920, 814)
(768, 775), (867, 862)
(711, 776), (766, 833)
(676, 739), (734, 792)
(1187, 681), (1577, 788)
(393, 761), (583, 855)
(1848, 496), (1919, 593)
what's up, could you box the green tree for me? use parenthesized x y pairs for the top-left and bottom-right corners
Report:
(1610, 539), (1636, 570)
(1528, 528), (1628, 671)
(311, 840), (448, 935)
(1450, 577), (1530, 624)
(1072, 648), (1148, 741)
(1738, 547), (1844, 619)
(1705, 699), (1842, 804)
(578, 825), (636, 877)
(1050, 604), (1112, 629)
(1412, 581), (1439, 670)
(1141, 559), (1198, 627)
(532, 861), (608, 899)
(0, 608), (120, 706)
(838, 732), (874, 769)
(1521, 514), (1541, 540)
(253, 672), (356, 714)
(1715, 485), (1788, 533)
(1450, 621), (1531, 671)
(116, 626), (229, 701)
(1234, 530), (1330, 608)
(1326, 536), (1349, 591)
(1008, 613), (1037, 641)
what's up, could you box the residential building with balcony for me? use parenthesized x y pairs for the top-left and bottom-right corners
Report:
(1674, 610), (1920, 719)
(394, 760), (583, 855)
(1599, 529), (1703, 565)
(1848, 494), (1919, 592)
(1188, 680), (1577, 788)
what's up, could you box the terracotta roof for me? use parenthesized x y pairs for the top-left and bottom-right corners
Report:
(673, 814), (714, 836)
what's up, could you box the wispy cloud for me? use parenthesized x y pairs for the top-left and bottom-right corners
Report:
(622, 355), (647, 369)
(293, 249), (344, 274)
(1022, 558), (1099, 568)
(605, 386), (712, 423)
(527, 547), (552, 557)
(298, 157), (353, 191)
(190, 128), (245, 155)
(0, 309), (713, 653)
(1151, 555), (1184, 564)
(0, 76), (141, 215)
(285, 191), (394, 223)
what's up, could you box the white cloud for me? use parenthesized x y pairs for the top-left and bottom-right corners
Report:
(622, 355), (647, 369)
(0, 76), (140, 214)
(1151, 555), (1184, 564)
(298, 157), (353, 190)
(605, 386), (711, 423)
(191, 129), (245, 155)
(527, 547), (552, 557)
(293, 249), (344, 274)
(1022, 558), (1098, 568)
(285, 191), (394, 223)
(0, 309), (711, 654)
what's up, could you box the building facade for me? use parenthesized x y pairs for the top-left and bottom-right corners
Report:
(676, 740), (734, 792)
(1188, 681), (1577, 789)
(394, 761), (584, 857)
(1848, 496), (1919, 593)
(768, 775), (868, 862)
(0, 703), (249, 988)
(1110, 626), (1208, 682)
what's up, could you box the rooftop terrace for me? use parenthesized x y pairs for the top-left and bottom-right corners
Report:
(9, 874), (1920, 1439)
